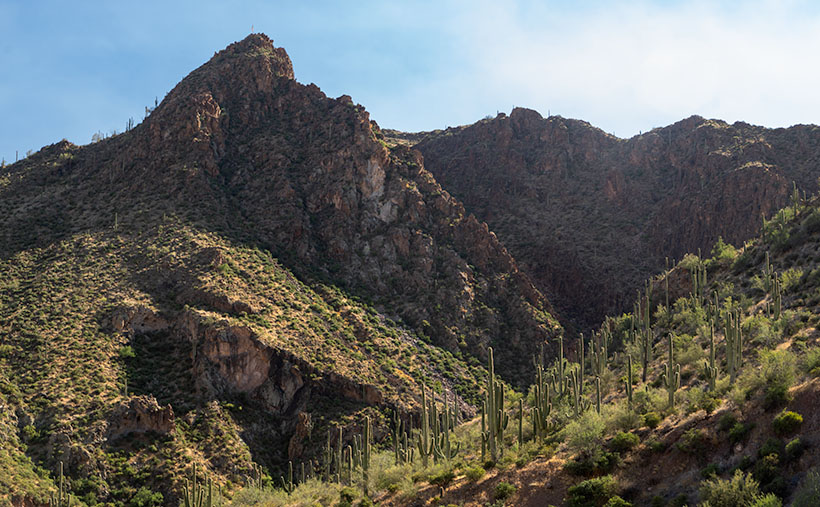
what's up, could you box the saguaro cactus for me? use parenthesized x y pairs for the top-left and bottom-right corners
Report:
(361, 416), (372, 495)
(567, 366), (590, 418)
(184, 462), (218, 506)
(725, 309), (743, 384)
(704, 321), (718, 391)
(416, 385), (434, 467)
(660, 334), (681, 408)
(483, 347), (508, 461)
(624, 355), (634, 411)
(280, 461), (295, 495)
(50, 462), (71, 507)
(533, 363), (553, 440)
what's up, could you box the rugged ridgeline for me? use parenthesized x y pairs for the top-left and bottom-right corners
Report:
(402, 110), (820, 331)
(0, 34), (559, 504)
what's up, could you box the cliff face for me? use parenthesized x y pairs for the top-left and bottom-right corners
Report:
(412, 109), (820, 330)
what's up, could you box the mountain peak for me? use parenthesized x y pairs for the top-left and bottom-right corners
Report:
(208, 33), (295, 80)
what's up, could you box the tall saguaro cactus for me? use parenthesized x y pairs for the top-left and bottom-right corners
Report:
(725, 309), (743, 384)
(483, 347), (508, 461)
(704, 321), (718, 391)
(660, 334), (681, 408)
(361, 416), (372, 496)
(50, 462), (71, 507)
(416, 385), (434, 467)
(624, 355), (634, 411)
(533, 363), (553, 440)
(183, 462), (218, 507)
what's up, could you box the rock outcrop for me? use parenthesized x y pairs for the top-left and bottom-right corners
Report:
(411, 109), (820, 330)
(106, 395), (176, 440)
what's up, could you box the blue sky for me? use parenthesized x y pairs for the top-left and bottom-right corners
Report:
(3, 0), (820, 164)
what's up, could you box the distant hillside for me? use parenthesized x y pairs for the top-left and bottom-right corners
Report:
(409, 109), (820, 331)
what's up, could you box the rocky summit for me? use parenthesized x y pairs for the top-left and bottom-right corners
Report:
(3, 33), (820, 507)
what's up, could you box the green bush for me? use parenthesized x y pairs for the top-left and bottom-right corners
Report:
(792, 468), (820, 507)
(699, 470), (762, 507)
(751, 493), (783, 506)
(804, 348), (820, 376)
(567, 475), (618, 507)
(677, 428), (709, 454)
(603, 496), (632, 506)
(717, 412), (737, 431)
(785, 437), (805, 462)
(563, 451), (619, 476)
(711, 236), (738, 262)
(728, 422), (752, 444)
(772, 410), (802, 436)
(753, 454), (784, 496)
(758, 438), (782, 459)
(609, 432), (639, 453)
(129, 487), (163, 507)
(464, 465), (485, 482)
(564, 412), (606, 460)
(701, 463), (721, 479)
(493, 481), (516, 501)
(429, 469), (455, 488)
(119, 345), (136, 359)
(643, 412), (661, 429)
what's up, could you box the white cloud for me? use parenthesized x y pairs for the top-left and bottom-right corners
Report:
(405, 0), (820, 136)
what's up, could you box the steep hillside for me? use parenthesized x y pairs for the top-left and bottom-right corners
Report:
(408, 109), (820, 331)
(229, 170), (820, 507)
(0, 35), (559, 504)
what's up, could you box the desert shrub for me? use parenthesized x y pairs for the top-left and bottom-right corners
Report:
(699, 470), (761, 507)
(751, 494), (783, 506)
(701, 463), (721, 479)
(772, 410), (802, 436)
(632, 387), (667, 416)
(753, 454), (785, 496)
(780, 267), (803, 292)
(711, 236), (738, 262)
(732, 249), (755, 274)
(717, 412), (737, 432)
(785, 437), (805, 462)
(493, 481), (516, 501)
(643, 412), (661, 429)
(567, 475), (618, 507)
(740, 350), (796, 410)
(564, 412), (606, 460)
(129, 487), (163, 507)
(464, 465), (485, 482)
(671, 301), (708, 336)
(609, 432), (639, 453)
(678, 428), (709, 454)
(792, 468), (820, 507)
(428, 469), (455, 488)
(729, 422), (753, 444)
(564, 451), (619, 476)
(602, 401), (642, 432)
(603, 496), (632, 506)
(700, 394), (721, 415)
(744, 315), (777, 347)
(803, 348), (820, 376)
(758, 438), (783, 459)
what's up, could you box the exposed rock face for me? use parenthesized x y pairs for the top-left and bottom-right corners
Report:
(114, 306), (388, 418)
(106, 395), (176, 440)
(101, 34), (558, 379)
(412, 109), (820, 329)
